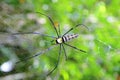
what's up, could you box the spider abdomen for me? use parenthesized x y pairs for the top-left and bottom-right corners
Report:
(62, 34), (79, 42)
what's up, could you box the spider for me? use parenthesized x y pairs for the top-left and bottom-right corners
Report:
(2, 12), (89, 75)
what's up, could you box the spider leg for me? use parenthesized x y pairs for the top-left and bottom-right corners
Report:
(16, 45), (56, 64)
(61, 44), (67, 60)
(64, 43), (86, 53)
(36, 12), (59, 38)
(47, 44), (62, 75)
(63, 24), (89, 36)
(58, 23), (61, 37)
(0, 32), (56, 38)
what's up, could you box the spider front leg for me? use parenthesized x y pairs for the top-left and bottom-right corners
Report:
(47, 44), (62, 75)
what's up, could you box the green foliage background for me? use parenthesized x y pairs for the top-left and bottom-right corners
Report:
(0, 0), (120, 80)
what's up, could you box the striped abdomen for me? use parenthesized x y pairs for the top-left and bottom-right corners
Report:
(62, 34), (79, 42)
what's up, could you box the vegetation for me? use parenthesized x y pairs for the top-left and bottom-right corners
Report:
(0, 0), (120, 80)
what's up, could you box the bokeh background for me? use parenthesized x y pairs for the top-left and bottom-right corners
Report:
(0, 0), (120, 80)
